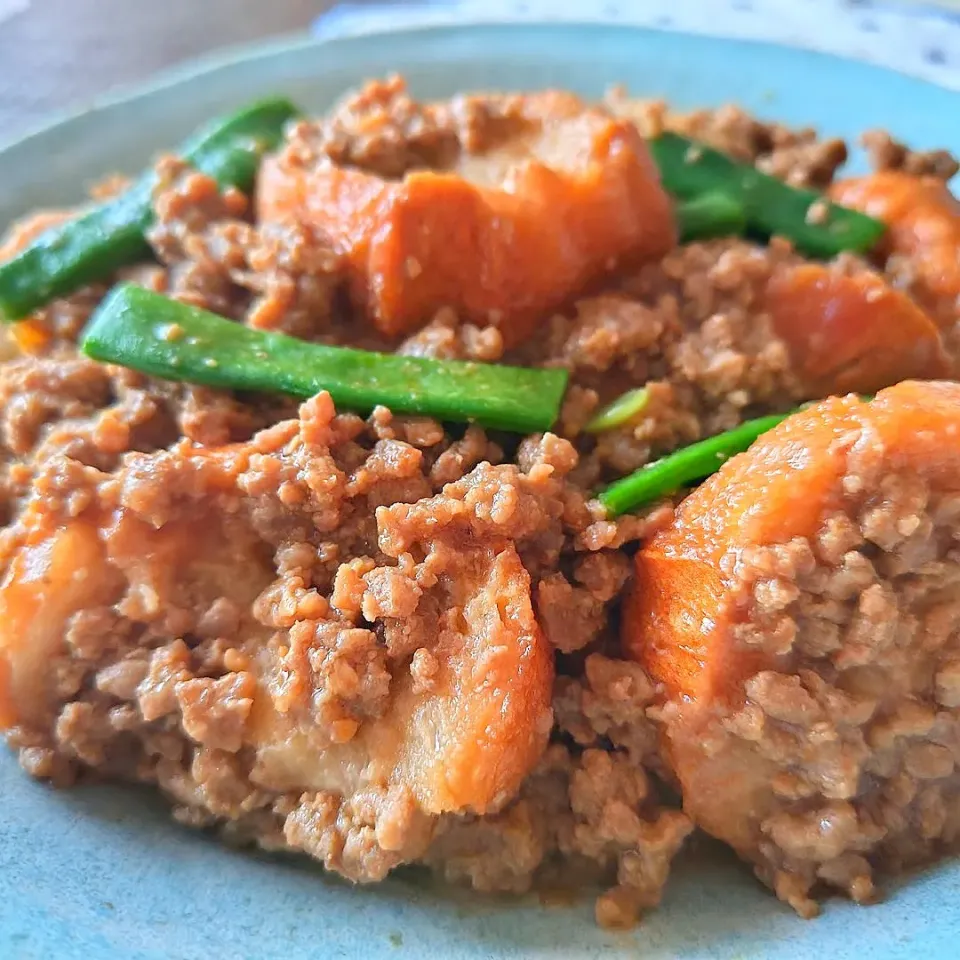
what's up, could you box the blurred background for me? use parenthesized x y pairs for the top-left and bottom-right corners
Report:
(2, 0), (960, 141)
(0, 0), (345, 137)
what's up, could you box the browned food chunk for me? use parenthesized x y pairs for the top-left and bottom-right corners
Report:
(624, 382), (960, 916)
(860, 130), (959, 181)
(258, 91), (675, 344)
(764, 263), (949, 395)
(0, 393), (553, 879)
(831, 172), (960, 327)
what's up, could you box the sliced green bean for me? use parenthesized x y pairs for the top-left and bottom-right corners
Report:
(81, 284), (570, 433)
(598, 411), (792, 517)
(584, 387), (650, 433)
(676, 192), (746, 243)
(649, 131), (885, 257)
(0, 97), (300, 321)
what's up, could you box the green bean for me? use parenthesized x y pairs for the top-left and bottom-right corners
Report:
(676, 192), (746, 243)
(81, 284), (570, 433)
(649, 131), (885, 257)
(598, 411), (792, 517)
(0, 97), (300, 321)
(584, 387), (650, 433)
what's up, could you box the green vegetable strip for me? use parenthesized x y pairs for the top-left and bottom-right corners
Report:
(675, 192), (746, 243)
(598, 411), (791, 517)
(0, 97), (300, 321)
(649, 131), (885, 257)
(81, 284), (570, 433)
(584, 387), (650, 433)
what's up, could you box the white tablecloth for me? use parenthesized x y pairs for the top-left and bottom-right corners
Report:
(314, 0), (960, 90)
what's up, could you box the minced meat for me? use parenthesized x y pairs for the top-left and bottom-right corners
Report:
(1, 77), (958, 929)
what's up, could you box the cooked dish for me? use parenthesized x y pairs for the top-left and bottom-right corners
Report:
(1, 76), (959, 929)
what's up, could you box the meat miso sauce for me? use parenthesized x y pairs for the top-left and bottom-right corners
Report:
(1, 76), (959, 930)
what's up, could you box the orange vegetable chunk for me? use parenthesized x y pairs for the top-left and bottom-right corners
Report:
(258, 92), (675, 343)
(765, 263), (949, 395)
(0, 406), (553, 822)
(831, 171), (960, 324)
(0, 209), (72, 262)
(623, 382), (960, 914)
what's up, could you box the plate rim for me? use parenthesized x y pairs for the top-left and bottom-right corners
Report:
(2, 18), (960, 959)
(2, 19), (960, 161)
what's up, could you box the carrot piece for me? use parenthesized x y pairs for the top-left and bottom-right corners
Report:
(258, 94), (675, 343)
(11, 319), (51, 355)
(831, 171), (960, 324)
(764, 263), (949, 395)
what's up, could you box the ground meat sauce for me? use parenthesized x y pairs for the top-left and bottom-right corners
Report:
(0, 76), (958, 929)
(627, 383), (960, 917)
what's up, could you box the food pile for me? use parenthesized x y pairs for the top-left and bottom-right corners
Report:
(1, 77), (959, 928)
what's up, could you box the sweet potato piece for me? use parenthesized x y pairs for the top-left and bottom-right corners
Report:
(765, 263), (949, 395)
(831, 171), (960, 323)
(258, 93), (675, 343)
(395, 544), (552, 813)
(624, 382), (960, 914)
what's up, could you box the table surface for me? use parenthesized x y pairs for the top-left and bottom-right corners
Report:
(0, 0), (344, 140)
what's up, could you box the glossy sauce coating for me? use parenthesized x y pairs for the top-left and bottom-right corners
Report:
(258, 92), (675, 344)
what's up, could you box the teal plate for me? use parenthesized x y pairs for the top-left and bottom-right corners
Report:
(2, 23), (960, 960)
